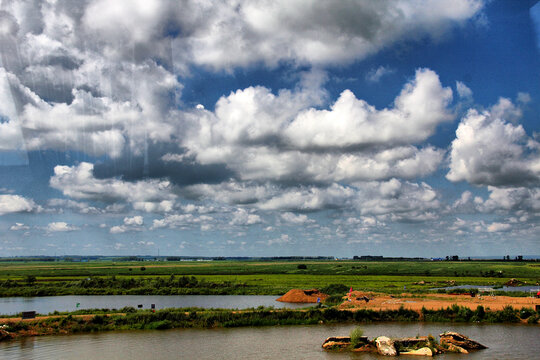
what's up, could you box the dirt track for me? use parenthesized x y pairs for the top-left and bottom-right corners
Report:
(339, 291), (540, 311)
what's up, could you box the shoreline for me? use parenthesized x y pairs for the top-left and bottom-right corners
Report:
(1, 304), (538, 342)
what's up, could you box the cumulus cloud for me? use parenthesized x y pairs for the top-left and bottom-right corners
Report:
(284, 69), (453, 149)
(477, 186), (540, 213)
(229, 208), (262, 226)
(0, 194), (37, 215)
(0, 0), (481, 161)
(48, 198), (101, 214)
(486, 222), (511, 232)
(447, 98), (540, 186)
(366, 66), (395, 82)
(46, 221), (79, 232)
(10, 223), (30, 231)
(280, 212), (313, 224)
(183, 69), (450, 184)
(110, 215), (144, 234)
(188, 178), (441, 222)
(151, 213), (213, 230)
(50, 162), (177, 212)
(175, 0), (485, 68)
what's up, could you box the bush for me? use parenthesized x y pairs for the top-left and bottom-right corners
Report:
(519, 307), (535, 319)
(350, 327), (365, 347)
(297, 264), (307, 269)
(146, 320), (172, 330)
(320, 284), (349, 295)
(323, 295), (344, 306)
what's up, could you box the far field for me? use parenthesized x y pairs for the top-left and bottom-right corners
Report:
(0, 260), (538, 297)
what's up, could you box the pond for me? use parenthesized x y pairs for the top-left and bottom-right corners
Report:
(0, 295), (311, 315)
(1, 322), (538, 359)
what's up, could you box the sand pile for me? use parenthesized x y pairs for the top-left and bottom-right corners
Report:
(276, 289), (329, 303)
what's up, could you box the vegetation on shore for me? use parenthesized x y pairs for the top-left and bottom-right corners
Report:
(0, 260), (538, 297)
(1, 304), (538, 341)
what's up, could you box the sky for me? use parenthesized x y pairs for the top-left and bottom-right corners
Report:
(0, 0), (539, 258)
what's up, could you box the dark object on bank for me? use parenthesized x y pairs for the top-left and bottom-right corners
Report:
(21, 311), (36, 319)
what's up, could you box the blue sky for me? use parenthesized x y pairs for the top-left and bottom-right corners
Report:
(0, 0), (539, 257)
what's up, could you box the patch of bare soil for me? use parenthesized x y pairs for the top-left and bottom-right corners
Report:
(276, 288), (329, 303)
(338, 291), (540, 311)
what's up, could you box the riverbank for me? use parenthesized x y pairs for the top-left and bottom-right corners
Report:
(1, 304), (538, 341)
(340, 291), (540, 311)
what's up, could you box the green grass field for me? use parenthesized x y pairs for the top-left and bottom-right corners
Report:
(0, 260), (538, 296)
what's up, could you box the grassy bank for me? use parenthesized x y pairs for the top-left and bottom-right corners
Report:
(1, 305), (538, 341)
(0, 260), (538, 297)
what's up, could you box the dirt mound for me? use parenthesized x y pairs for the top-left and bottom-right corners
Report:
(505, 278), (525, 287)
(276, 289), (329, 303)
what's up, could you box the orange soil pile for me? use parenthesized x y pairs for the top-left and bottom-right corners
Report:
(339, 291), (540, 312)
(276, 288), (329, 303)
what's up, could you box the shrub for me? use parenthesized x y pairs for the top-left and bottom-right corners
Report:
(350, 327), (365, 347)
(324, 295), (344, 306)
(297, 264), (307, 269)
(146, 320), (172, 330)
(475, 305), (485, 320)
(320, 284), (349, 295)
(519, 307), (535, 319)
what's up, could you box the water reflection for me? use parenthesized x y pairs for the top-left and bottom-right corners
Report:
(0, 295), (311, 315)
(1, 323), (538, 360)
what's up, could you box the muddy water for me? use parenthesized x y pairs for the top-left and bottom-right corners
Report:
(1, 322), (538, 359)
(0, 295), (311, 315)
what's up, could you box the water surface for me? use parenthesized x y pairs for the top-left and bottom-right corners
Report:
(0, 295), (310, 315)
(1, 323), (538, 359)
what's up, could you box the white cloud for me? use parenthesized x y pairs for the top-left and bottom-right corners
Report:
(477, 186), (540, 213)
(366, 66), (395, 82)
(50, 162), (177, 212)
(447, 98), (540, 186)
(110, 215), (144, 234)
(0, 0), (480, 163)
(486, 222), (511, 232)
(10, 223), (30, 231)
(184, 69), (449, 184)
(280, 212), (312, 224)
(187, 178), (442, 221)
(267, 234), (291, 246)
(109, 225), (127, 234)
(229, 208), (262, 226)
(48, 198), (101, 214)
(284, 69), (453, 149)
(46, 221), (79, 232)
(151, 213), (213, 230)
(124, 216), (143, 226)
(0, 195), (36, 215)
(177, 0), (484, 68)
(456, 81), (473, 99)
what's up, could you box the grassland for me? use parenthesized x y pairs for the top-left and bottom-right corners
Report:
(0, 260), (538, 296)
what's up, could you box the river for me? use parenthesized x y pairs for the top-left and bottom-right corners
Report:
(0, 295), (311, 315)
(1, 322), (538, 359)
